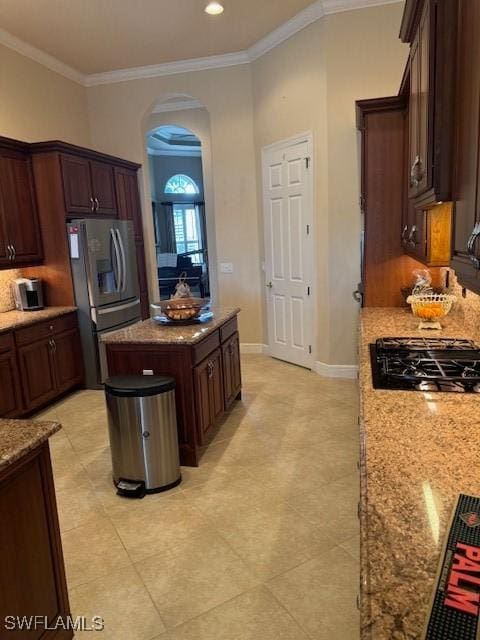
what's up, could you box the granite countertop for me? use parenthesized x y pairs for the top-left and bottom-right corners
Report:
(102, 307), (241, 345)
(359, 307), (480, 639)
(0, 306), (77, 335)
(0, 419), (61, 471)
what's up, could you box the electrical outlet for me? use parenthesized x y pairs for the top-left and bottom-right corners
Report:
(142, 369), (154, 375)
(220, 262), (234, 273)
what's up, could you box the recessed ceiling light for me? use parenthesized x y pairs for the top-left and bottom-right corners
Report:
(205, 2), (224, 15)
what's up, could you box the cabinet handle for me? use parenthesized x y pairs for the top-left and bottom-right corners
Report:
(408, 225), (418, 247)
(410, 155), (423, 187)
(11, 244), (16, 261)
(467, 223), (480, 269)
(401, 224), (408, 246)
(7, 245), (12, 261)
(90, 197), (95, 212)
(207, 360), (214, 378)
(52, 338), (57, 354)
(94, 197), (99, 211)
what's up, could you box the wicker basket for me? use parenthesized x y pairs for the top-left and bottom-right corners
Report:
(406, 292), (455, 329)
(151, 297), (207, 322)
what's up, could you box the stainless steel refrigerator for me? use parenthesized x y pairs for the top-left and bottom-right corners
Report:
(67, 219), (142, 388)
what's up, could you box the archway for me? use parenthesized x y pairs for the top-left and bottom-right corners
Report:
(141, 94), (217, 304)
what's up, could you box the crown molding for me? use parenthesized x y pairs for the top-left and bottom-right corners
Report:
(151, 98), (204, 114)
(0, 0), (402, 88)
(85, 51), (249, 87)
(0, 27), (85, 84)
(247, 0), (325, 61)
(322, 0), (401, 15)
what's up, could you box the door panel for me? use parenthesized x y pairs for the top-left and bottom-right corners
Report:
(54, 328), (84, 394)
(263, 139), (313, 368)
(194, 358), (212, 444)
(91, 161), (117, 216)
(80, 219), (122, 307)
(0, 150), (43, 265)
(61, 154), (93, 215)
(18, 338), (57, 412)
(0, 350), (23, 417)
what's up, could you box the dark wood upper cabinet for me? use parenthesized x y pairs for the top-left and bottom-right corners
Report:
(115, 166), (150, 318)
(61, 154), (117, 217)
(90, 160), (117, 215)
(60, 154), (94, 215)
(402, 0), (457, 206)
(0, 139), (43, 267)
(451, 0), (480, 292)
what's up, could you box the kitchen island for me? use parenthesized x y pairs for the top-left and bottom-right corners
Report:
(0, 418), (72, 638)
(103, 308), (242, 466)
(360, 306), (480, 638)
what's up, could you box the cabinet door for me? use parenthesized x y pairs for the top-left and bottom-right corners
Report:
(115, 167), (149, 318)
(91, 161), (117, 216)
(53, 328), (84, 394)
(0, 350), (23, 417)
(408, 35), (420, 198)
(18, 337), (57, 412)
(0, 150), (43, 265)
(61, 154), (94, 215)
(451, 0), (480, 290)
(194, 357), (213, 443)
(209, 349), (224, 424)
(222, 333), (241, 409)
(416, 0), (431, 195)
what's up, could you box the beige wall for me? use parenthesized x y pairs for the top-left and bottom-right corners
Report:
(0, 43), (90, 145)
(252, 2), (407, 364)
(86, 66), (262, 343)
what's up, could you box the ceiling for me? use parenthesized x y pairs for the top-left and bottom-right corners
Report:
(0, 0), (315, 74)
(147, 125), (201, 157)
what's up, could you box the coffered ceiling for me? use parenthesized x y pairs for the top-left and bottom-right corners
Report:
(0, 0), (315, 74)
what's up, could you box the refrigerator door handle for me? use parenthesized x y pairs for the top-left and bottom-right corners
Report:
(116, 228), (127, 292)
(110, 228), (122, 292)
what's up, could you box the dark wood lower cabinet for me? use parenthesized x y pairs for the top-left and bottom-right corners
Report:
(0, 348), (23, 417)
(194, 348), (224, 444)
(0, 313), (84, 418)
(0, 443), (72, 639)
(18, 337), (58, 412)
(106, 314), (242, 466)
(222, 332), (241, 409)
(54, 328), (84, 395)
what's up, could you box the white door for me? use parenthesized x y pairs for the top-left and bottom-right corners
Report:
(262, 135), (314, 369)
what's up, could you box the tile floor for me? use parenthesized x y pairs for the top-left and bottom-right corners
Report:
(35, 354), (360, 640)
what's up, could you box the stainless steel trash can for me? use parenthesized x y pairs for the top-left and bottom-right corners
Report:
(105, 375), (181, 497)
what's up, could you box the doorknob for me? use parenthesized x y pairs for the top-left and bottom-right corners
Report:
(265, 282), (273, 289)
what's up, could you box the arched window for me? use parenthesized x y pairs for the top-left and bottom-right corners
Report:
(164, 174), (199, 195)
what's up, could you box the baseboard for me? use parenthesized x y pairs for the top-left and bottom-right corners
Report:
(240, 343), (270, 354)
(314, 361), (358, 379)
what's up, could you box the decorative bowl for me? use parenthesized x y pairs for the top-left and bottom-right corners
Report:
(406, 292), (455, 329)
(151, 297), (207, 322)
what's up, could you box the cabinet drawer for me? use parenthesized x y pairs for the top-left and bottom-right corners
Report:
(0, 332), (14, 354)
(192, 331), (220, 365)
(220, 317), (238, 344)
(15, 312), (77, 346)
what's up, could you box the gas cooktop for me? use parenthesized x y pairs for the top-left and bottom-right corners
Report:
(370, 337), (480, 393)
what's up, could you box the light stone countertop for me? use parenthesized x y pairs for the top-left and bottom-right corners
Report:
(0, 306), (77, 335)
(102, 307), (240, 345)
(359, 306), (480, 639)
(0, 419), (61, 471)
